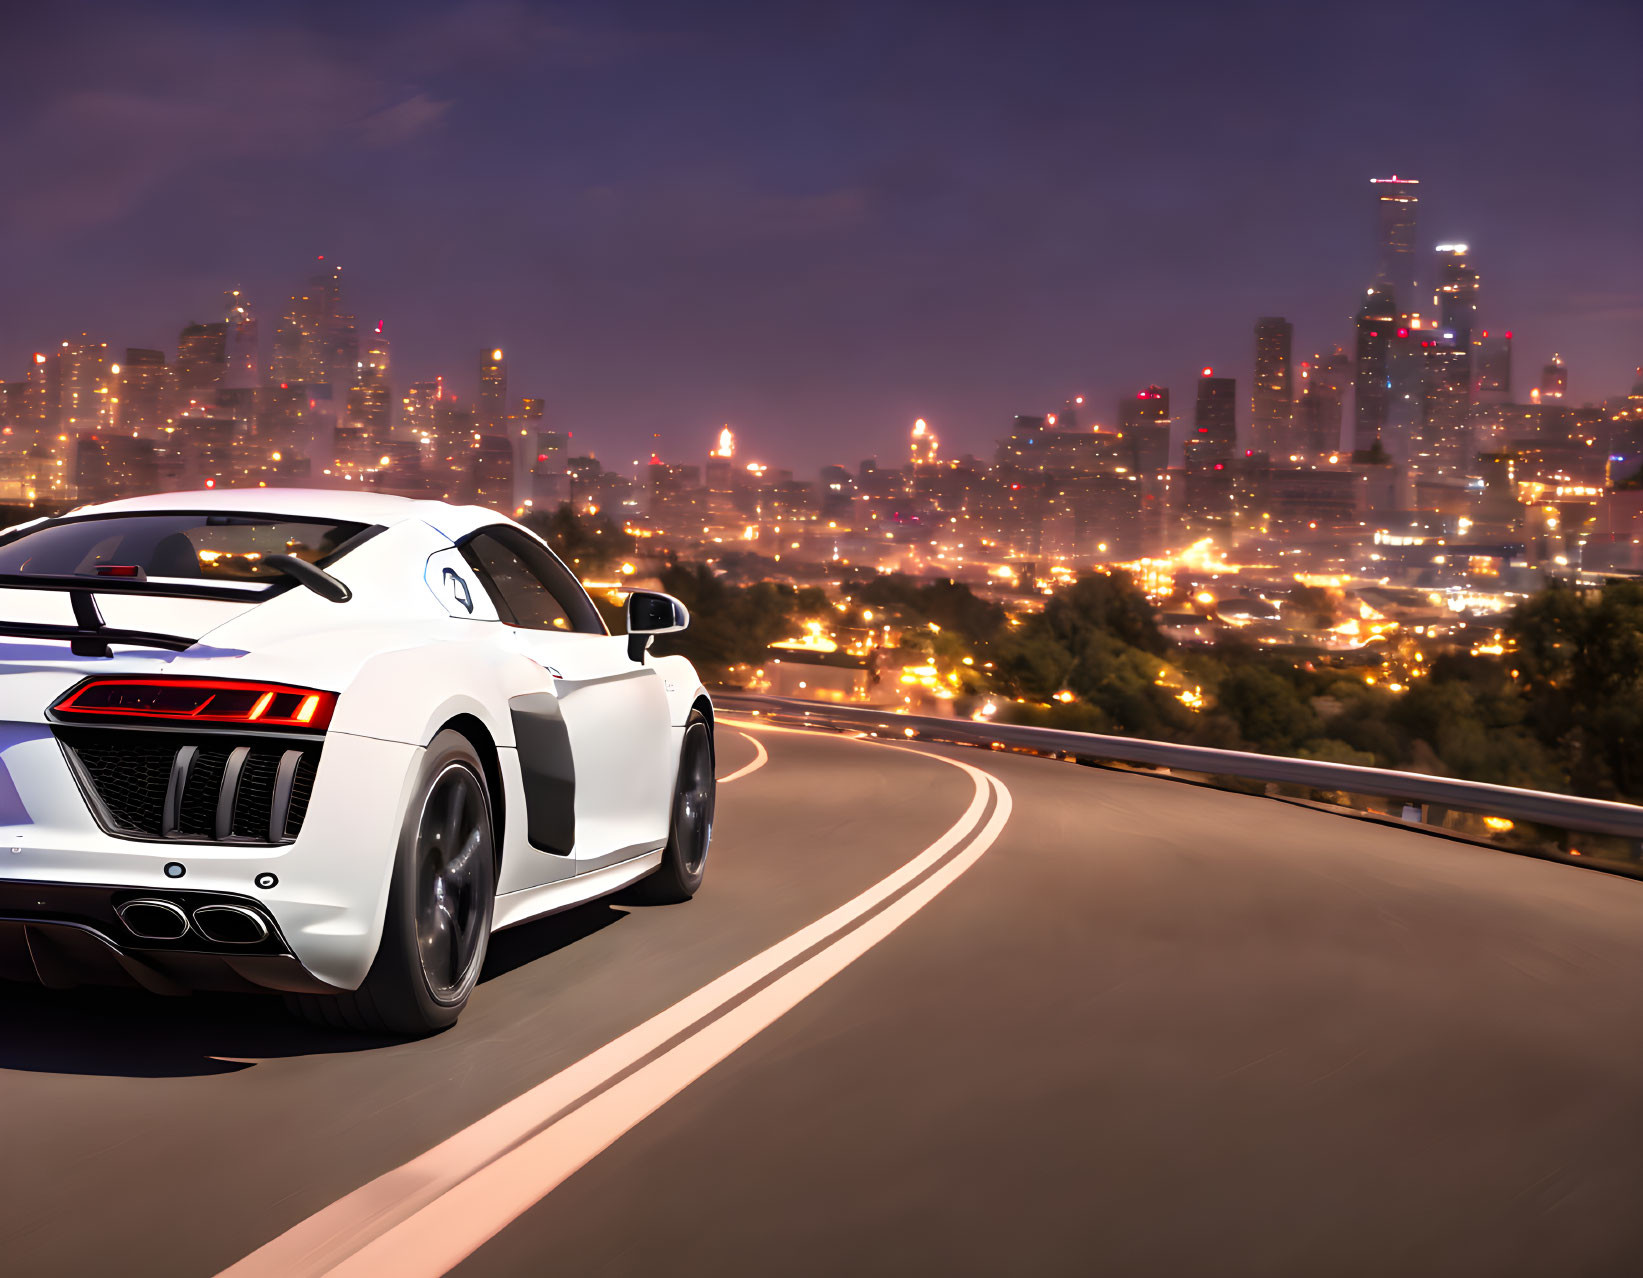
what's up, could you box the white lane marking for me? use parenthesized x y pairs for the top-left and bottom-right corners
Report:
(716, 729), (768, 783)
(221, 740), (1000, 1278)
(333, 768), (1013, 1277)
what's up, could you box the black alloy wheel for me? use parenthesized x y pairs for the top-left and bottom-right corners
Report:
(287, 729), (496, 1037)
(413, 762), (492, 1004)
(630, 709), (714, 904)
(674, 719), (715, 876)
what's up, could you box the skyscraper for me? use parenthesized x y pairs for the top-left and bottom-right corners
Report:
(1183, 370), (1236, 522)
(19, 352), (57, 498)
(1119, 386), (1171, 470)
(1352, 287), (1397, 452)
(222, 289), (259, 390)
(176, 323), (227, 394)
(1370, 175), (1420, 308)
(75, 434), (158, 503)
(345, 388), (391, 449)
(478, 348), (507, 429)
(1540, 354), (1568, 400)
(1382, 324), (1426, 452)
(1187, 371), (1237, 463)
(1119, 387), (1170, 430)
(270, 257), (354, 388)
(432, 399), (477, 501)
(1433, 244), (1479, 352)
(472, 433), (515, 509)
(402, 379), (442, 445)
(909, 417), (940, 497)
(909, 417), (939, 465)
(1296, 347), (1349, 457)
(508, 395), (547, 510)
(117, 348), (170, 432)
(1117, 386), (1173, 549)
(357, 322), (391, 386)
(1251, 317), (1293, 456)
(1417, 341), (1472, 474)
(25, 351), (53, 435)
(1472, 330), (1513, 400)
(55, 337), (112, 432)
(528, 426), (571, 509)
(342, 321), (393, 458)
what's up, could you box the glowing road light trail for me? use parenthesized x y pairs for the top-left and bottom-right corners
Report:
(716, 729), (768, 782)
(222, 725), (1011, 1278)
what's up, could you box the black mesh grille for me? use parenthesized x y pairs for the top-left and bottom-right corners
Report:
(57, 728), (321, 844)
(232, 750), (281, 839)
(284, 753), (318, 838)
(64, 737), (173, 835)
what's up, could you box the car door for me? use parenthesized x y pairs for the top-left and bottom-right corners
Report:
(460, 526), (674, 876)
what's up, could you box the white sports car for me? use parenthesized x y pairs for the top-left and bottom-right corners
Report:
(0, 489), (714, 1034)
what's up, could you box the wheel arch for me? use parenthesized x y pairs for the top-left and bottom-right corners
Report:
(688, 694), (716, 771)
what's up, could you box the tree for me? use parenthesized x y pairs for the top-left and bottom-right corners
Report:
(853, 575), (1005, 646)
(1504, 580), (1643, 798)
(1213, 664), (1320, 751)
(992, 572), (1186, 738)
(1040, 571), (1167, 656)
(521, 504), (629, 576)
(649, 563), (806, 680)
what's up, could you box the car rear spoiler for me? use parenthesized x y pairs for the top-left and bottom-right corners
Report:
(0, 573), (263, 657)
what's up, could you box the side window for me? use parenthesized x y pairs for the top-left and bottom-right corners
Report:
(460, 528), (605, 635)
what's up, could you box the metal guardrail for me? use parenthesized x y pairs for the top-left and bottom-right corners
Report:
(715, 693), (1643, 843)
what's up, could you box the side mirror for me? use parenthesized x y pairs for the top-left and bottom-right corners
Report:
(626, 590), (689, 663)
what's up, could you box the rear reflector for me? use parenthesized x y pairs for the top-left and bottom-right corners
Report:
(53, 678), (337, 730)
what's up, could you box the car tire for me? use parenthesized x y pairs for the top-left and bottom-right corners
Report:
(288, 729), (497, 1037)
(628, 709), (714, 905)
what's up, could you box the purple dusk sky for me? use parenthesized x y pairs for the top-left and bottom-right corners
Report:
(1, 0), (1639, 474)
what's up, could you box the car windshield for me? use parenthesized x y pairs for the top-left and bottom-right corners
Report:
(0, 513), (367, 582)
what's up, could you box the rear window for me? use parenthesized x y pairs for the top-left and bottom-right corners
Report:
(0, 513), (367, 582)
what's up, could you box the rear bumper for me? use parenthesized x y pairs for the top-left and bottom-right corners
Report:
(0, 881), (336, 995)
(0, 729), (423, 992)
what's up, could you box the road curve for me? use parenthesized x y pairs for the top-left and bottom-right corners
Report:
(1, 718), (1641, 1277)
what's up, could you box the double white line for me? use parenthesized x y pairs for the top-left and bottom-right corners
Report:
(223, 734), (1011, 1278)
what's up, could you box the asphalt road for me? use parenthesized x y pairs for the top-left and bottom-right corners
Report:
(3, 717), (1642, 1276)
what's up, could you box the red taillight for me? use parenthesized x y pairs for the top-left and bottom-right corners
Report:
(53, 678), (337, 729)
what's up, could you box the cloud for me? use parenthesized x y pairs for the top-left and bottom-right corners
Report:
(0, 14), (469, 238)
(0, 1), (677, 239)
(360, 93), (453, 147)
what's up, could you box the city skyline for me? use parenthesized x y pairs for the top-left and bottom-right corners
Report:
(1, 171), (1634, 487)
(1, 0), (1638, 472)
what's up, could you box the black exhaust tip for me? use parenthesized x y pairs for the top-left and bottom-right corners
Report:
(116, 898), (191, 941)
(191, 904), (269, 945)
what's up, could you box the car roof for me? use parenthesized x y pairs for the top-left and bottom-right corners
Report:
(65, 488), (512, 541)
